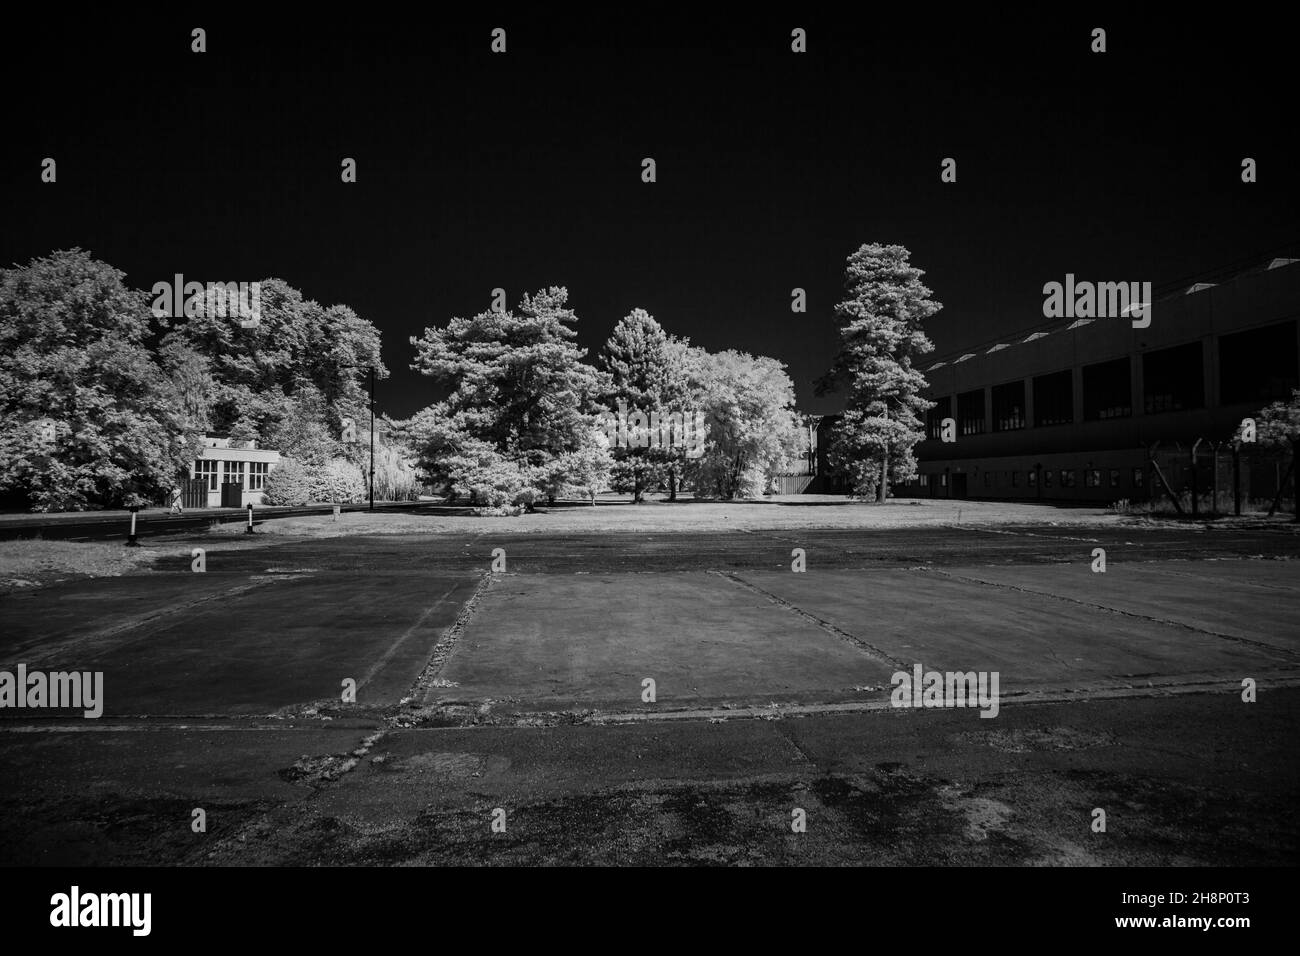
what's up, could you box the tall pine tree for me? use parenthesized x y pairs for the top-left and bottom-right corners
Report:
(818, 243), (940, 502)
(406, 286), (604, 511)
(599, 309), (690, 502)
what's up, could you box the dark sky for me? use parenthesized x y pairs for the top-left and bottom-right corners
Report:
(4, 12), (1296, 419)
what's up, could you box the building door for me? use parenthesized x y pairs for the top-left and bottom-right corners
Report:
(220, 482), (243, 508)
(952, 473), (968, 499)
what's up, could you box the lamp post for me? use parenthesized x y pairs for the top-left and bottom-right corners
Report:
(336, 364), (377, 512)
(369, 366), (375, 513)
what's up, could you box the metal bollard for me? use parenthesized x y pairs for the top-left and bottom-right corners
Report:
(245, 503), (256, 534)
(1232, 443), (1242, 516)
(125, 506), (141, 547)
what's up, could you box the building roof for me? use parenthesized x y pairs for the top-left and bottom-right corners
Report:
(920, 253), (1298, 375)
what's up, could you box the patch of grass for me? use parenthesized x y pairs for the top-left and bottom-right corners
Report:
(209, 496), (1124, 537)
(1122, 493), (1288, 517)
(0, 538), (181, 591)
(1117, 493), (1298, 525)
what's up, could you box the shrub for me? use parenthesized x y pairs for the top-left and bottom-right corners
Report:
(311, 458), (366, 504)
(440, 440), (536, 514)
(263, 457), (311, 506)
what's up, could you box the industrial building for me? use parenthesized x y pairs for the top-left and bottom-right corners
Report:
(899, 256), (1300, 502)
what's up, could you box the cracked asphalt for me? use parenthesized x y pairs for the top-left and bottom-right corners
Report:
(1, 520), (1297, 865)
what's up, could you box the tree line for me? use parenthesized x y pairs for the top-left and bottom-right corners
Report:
(0, 249), (404, 511)
(3, 243), (1017, 513)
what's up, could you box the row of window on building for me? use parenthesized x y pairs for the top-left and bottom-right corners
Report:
(922, 467), (1144, 490)
(194, 460), (270, 491)
(996, 467), (1140, 489)
(929, 319), (1298, 438)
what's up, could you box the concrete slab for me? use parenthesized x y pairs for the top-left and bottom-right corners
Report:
(313, 720), (808, 821)
(0, 725), (368, 866)
(1120, 558), (1300, 592)
(951, 562), (1300, 652)
(735, 567), (1298, 690)
(432, 572), (893, 710)
(0, 724), (365, 802)
(1, 520), (1298, 867)
(3, 572), (478, 717)
(221, 691), (1300, 866)
(0, 575), (250, 665)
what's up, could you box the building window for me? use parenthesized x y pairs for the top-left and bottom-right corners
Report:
(1043, 470), (1053, 488)
(957, 389), (986, 436)
(1033, 370), (1074, 427)
(1011, 471), (1020, 487)
(984, 471), (992, 488)
(926, 396), (952, 439)
(195, 460), (219, 491)
(1219, 320), (1298, 406)
(249, 462), (270, 491)
(1109, 469), (1121, 488)
(992, 381), (1026, 432)
(1143, 341), (1204, 414)
(1060, 469), (1076, 488)
(1132, 467), (1145, 487)
(1083, 357), (1132, 420)
(1028, 469), (1037, 487)
(1085, 469), (1101, 488)
(224, 461), (245, 487)
(940, 473), (947, 487)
